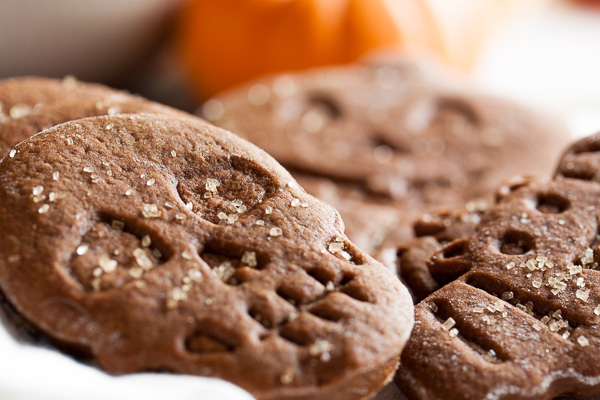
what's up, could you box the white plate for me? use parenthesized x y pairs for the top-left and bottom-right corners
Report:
(0, 308), (254, 400)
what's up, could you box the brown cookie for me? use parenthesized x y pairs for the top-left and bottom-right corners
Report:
(394, 133), (600, 399)
(294, 174), (415, 255)
(0, 76), (113, 116)
(0, 114), (413, 400)
(0, 76), (186, 157)
(377, 176), (540, 302)
(203, 58), (571, 254)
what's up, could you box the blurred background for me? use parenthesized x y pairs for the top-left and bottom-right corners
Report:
(1, 0), (599, 137)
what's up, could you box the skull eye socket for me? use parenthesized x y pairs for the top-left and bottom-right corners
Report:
(535, 193), (569, 214)
(305, 94), (342, 120)
(68, 213), (172, 292)
(431, 97), (479, 129)
(176, 156), (276, 225)
(497, 230), (536, 256)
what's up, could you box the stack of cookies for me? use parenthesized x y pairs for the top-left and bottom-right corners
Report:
(0, 76), (412, 400)
(1, 54), (599, 400)
(388, 135), (600, 399)
(201, 57), (600, 400)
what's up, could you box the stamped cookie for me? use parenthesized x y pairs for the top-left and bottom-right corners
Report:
(203, 59), (571, 254)
(394, 133), (600, 399)
(0, 114), (413, 400)
(377, 176), (539, 302)
(0, 76), (184, 157)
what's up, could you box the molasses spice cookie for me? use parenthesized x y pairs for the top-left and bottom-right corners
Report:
(205, 60), (571, 254)
(395, 133), (600, 400)
(0, 114), (413, 400)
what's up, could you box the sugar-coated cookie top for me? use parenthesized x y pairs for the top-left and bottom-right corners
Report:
(0, 113), (413, 400)
(396, 133), (600, 400)
(0, 76), (184, 157)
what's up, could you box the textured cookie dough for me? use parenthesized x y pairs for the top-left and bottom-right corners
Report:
(394, 133), (600, 399)
(0, 76), (184, 157)
(204, 58), (571, 254)
(0, 114), (413, 400)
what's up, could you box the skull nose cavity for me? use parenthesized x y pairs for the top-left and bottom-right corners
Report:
(200, 239), (270, 286)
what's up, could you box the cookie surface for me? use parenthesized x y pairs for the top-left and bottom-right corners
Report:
(395, 133), (600, 400)
(0, 114), (413, 400)
(0, 76), (113, 111)
(0, 76), (184, 157)
(204, 59), (571, 254)
(377, 176), (544, 303)
(376, 198), (490, 303)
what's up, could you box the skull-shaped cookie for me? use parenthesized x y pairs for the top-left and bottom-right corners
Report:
(377, 177), (541, 303)
(395, 133), (600, 399)
(204, 58), (570, 254)
(0, 114), (413, 400)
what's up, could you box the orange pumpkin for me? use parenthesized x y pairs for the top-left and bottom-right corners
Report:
(175, 0), (515, 98)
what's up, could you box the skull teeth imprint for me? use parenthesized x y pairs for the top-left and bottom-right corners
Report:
(393, 133), (600, 400)
(0, 114), (413, 400)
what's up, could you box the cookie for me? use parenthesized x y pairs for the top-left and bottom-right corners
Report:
(394, 133), (600, 399)
(203, 58), (571, 254)
(0, 76), (113, 117)
(377, 176), (542, 302)
(0, 114), (413, 400)
(0, 76), (184, 157)
(294, 174), (415, 256)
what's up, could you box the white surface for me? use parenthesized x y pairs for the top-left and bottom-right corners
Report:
(474, 1), (600, 139)
(0, 311), (254, 400)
